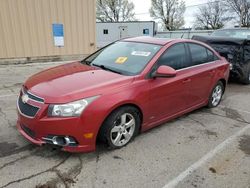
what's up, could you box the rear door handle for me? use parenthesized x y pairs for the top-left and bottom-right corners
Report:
(182, 79), (191, 83)
(209, 70), (215, 74)
(209, 70), (216, 76)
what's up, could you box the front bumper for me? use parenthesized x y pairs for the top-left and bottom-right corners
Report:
(16, 93), (98, 153)
(16, 114), (96, 153)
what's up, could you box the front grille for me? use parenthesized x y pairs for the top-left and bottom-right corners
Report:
(21, 124), (36, 138)
(22, 88), (44, 103)
(18, 97), (40, 118)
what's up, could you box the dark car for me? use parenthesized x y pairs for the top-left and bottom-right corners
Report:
(17, 37), (229, 153)
(192, 28), (250, 84)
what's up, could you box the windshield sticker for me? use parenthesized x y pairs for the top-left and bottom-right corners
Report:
(115, 57), (128, 64)
(131, 51), (151, 57)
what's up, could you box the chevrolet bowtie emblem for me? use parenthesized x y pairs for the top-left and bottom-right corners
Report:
(21, 94), (29, 104)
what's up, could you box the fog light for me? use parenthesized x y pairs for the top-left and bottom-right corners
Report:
(52, 136), (68, 146)
(42, 135), (78, 146)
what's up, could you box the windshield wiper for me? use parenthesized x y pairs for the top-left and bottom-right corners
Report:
(81, 59), (91, 65)
(92, 64), (122, 74)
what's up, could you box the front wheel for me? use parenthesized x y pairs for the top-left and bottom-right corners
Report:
(99, 106), (141, 149)
(208, 81), (224, 108)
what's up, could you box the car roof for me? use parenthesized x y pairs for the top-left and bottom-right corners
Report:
(122, 37), (207, 47)
(122, 36), (174, 46)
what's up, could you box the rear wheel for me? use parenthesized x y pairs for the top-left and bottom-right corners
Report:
(208, 81), (224, 108)
(99, 106), (140, 149)
(240, 63), (250, 85)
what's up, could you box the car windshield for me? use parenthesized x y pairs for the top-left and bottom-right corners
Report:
(211, 29), (250, 39)
(83, 41), (162, 76)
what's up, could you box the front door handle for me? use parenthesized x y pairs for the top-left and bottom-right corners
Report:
(182, 79), (191, 83)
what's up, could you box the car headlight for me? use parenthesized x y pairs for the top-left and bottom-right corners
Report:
(48, 96), (99, 117)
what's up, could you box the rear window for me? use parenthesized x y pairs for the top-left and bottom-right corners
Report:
(207, 49), (219, 62)
(189, 43), (208, 65)
(188, 43), (219, 66)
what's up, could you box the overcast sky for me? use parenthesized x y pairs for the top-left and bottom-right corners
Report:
(132, 0), (208, 28)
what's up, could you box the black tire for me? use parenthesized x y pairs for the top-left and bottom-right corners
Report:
(240, 63), (250, 85)
(99, 106), (141, 149)
(207, 81), (224, 108)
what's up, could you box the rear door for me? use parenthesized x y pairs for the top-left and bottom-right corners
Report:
(186, 43), (220, 107)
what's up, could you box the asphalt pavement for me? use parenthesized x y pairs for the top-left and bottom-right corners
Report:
(0, 61), (249, 188)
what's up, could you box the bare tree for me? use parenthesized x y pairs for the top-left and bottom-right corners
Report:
(224, 0), (250, 27)
(194, 1), (231, 30)
(96, 0), (136, 22)
(149, 0), (186, 30)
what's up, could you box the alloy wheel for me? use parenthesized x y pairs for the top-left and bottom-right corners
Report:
(110, 113), (135, 147)
(211, 85), (223, 106)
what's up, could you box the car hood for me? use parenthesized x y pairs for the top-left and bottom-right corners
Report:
(24, 62), (134, 103)
(192, 35), (249, 45)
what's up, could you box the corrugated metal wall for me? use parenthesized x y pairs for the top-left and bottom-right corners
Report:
(0, 0), (96, 59)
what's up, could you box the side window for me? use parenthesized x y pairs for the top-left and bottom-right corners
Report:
(143, 29), (149, 35)
(189, 43), (208, 65)
(103, 29), (108, 34)
(157, 43), (188, 70)
(207, 49), (219, 62)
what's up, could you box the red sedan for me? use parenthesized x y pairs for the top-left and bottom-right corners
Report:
(17, 37), (230, 152)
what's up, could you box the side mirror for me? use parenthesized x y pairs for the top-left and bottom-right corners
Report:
(152, 65), (177, 78)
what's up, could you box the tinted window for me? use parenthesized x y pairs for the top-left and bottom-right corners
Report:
(189, 43), (208, 65)
(189, 43), (219, 65)
(207, 49), (219, 62)
(157, 43), (188, 70)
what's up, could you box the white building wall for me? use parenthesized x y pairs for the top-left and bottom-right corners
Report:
(96, 22), (155, 48)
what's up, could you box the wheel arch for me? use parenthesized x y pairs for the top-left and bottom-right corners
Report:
(96, 102), (144, 142)
(218, 78), (227, 93)
(114, 103), (143, 124)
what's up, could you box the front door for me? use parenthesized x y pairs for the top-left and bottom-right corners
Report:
(148, 43), (191, 122)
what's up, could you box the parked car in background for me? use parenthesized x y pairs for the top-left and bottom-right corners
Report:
(17, 37), (229, 153)
(193, 28), (250, 84)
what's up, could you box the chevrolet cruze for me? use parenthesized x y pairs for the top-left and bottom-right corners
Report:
(17, 37), (230, 152)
